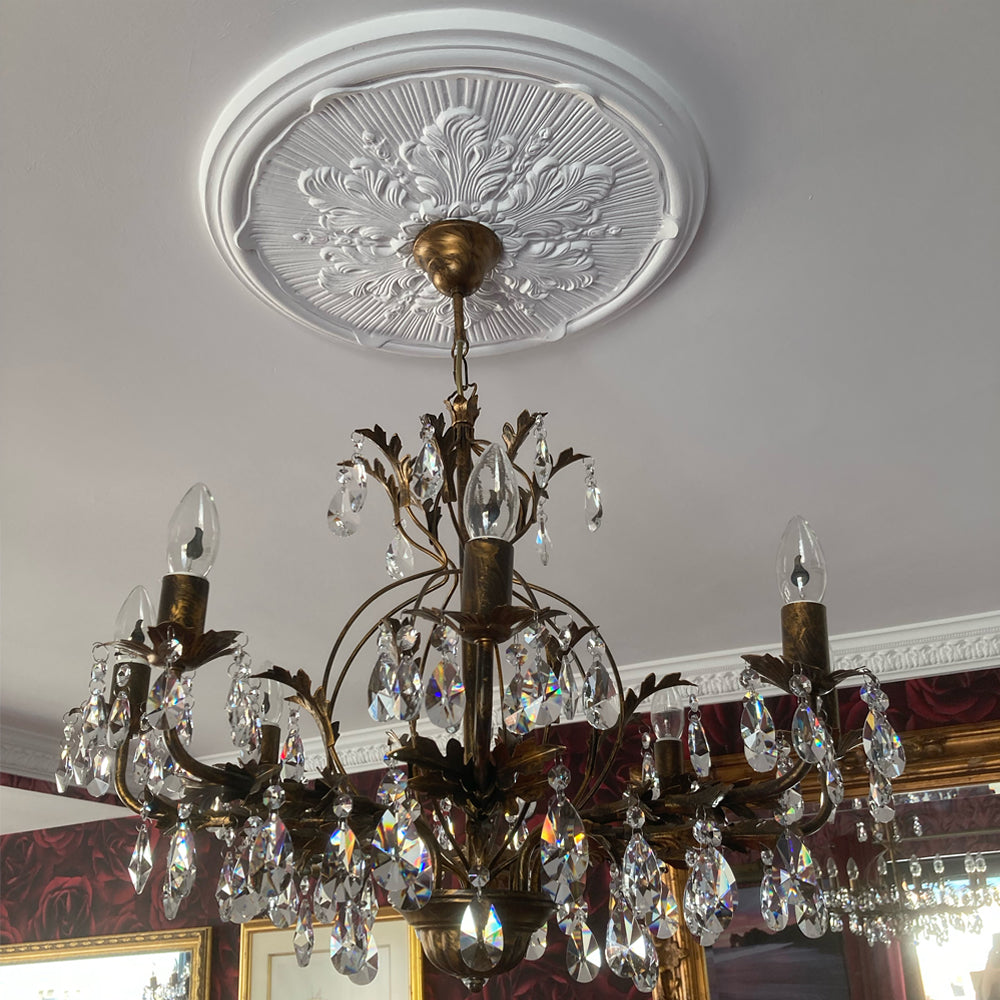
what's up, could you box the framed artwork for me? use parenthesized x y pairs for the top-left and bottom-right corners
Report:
(0, 927), (211, 1000)
(239, 912), (422, 1000)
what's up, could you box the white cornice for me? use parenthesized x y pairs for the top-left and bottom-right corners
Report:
(4, 612), (997, 780)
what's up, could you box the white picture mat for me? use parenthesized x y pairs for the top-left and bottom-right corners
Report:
(241, 916), (415, 1000)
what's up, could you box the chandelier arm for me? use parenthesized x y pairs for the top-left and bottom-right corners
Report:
(396, 505), (451, 567)
(483, 796), (533, 876)
(113, 743), (171, 821)
(320, 567), (451, 693)
(799, 780), (835, 835)
(163, 727), (252, 795)
(430, 797), (472, 876)
(722, 754), (815, 806)
(326, 569), (456, 718)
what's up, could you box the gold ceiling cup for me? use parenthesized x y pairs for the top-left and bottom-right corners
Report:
(413, 220), (503, 299)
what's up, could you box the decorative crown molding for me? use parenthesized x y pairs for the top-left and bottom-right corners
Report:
(201, 11), (707, 355)
(5, 612), (996, 781)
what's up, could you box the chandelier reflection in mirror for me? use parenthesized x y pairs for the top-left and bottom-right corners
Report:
(58, 219), (910, 993)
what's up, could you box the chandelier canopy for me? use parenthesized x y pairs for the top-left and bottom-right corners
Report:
(55, 215), (918, 994)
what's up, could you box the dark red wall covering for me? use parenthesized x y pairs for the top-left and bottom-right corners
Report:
(2, 668), (997, 998)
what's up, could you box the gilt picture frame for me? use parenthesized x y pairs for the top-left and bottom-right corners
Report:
(0, 926), (212, 1000)
(239, 910), (422, 1000)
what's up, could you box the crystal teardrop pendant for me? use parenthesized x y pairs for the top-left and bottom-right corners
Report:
(687, 712), (711, 778)
(327, 473), (360, 537)
(424, 656), (465, 733)
(106, 690), (132, 748)
(410, 424), (445, 503)
(536, 513), (552, 566)
(346, 457), (368, 514)
(682, 847), (737, 946)
(740, 692), (777, 772)
(869, 768), (895, 823)
(129, 821), (153, 894)
(791, 702), (830, 764)
(583, 655), (619, 730)
(460, 897), (504, 972)
(585, 485), (603, 532)
(566, 913), (602, 983)
(760, 867), (788, 932)
(166, 819), (197, 901)
(385, 524), (414, 580)
(463, 442), (519, 540)
(367, 651), (397, 723)
(534, 434), (553, 488)
(392, 655), (422, 722)
(622, 833), (661, 920)
(649, 864), (680, 940)
(863, 709), (906, 778)
(293, 881), (315, 967)
(526, 923), (547, 961)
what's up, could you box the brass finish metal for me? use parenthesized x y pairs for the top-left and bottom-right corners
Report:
(781, 600), (838, 728)
(403, 890), (552, 991)
(157, 573), (210, 638)
(460, 538), (514, 782)
(260, 724), (281, 768)
(413, 220), (503, 298)
(653, 866), (710, 1000)
(654, 738), (684, 780)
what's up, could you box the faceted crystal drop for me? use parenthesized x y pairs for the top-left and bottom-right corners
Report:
(411, 436), (445, 503)
(347, 459), (368, 514)
(622, 834), (662, 920)
(424, 657), (465, 733)
(606, 892), (633, 979)
(367, 652), (397, 723)
(216, 851), (236, 922)
(129, 823), (153, 894)
(81, 691), (108, 746)
(649, 865), (680, 940)
(825, 759), (845, 806)
(566, 916), (602, 983)
(393, 655), (422, 722)
(526, 923), (547, 961)
(327, 480), (360, 537)
(371, 808), (433, 910)
(561, 657), (580, 723)
(795, 885), (828, 938)
(330, 899), (373, 977)
(347, 933), (379, 986)
(536, 518), (552, 566)
(386, 527), (414, 580)
(463, 442), (519, 541)
(687, 715), (712, 778)
(144, 671), (167, 730)
(460, 897), (504, 972)
(252, 815), (294, 900)
(585, 485), (603, 532)
(760, 869), (789, 932)
(682, 849), (737, 946)
(162, 673), (191, 730)
(536, 658), (563, 727)
(281, 727), (305, 782)
(294, 895), (314, 967)
(791, 702), (829, 764)
(84, 747), (113, 797)
(774, 786), (805, 827)
(776, 832), (817, 905)
(269, 875), (300, 929)
(630, 923), (659, 994)
(166, 823), (197, 899)
(740, 694), (777, 772)
(540, 800), (589, 881)
(869, 769), (895, 823)
(534, 436), (553, 488)
(107, 691), (132, 749)
(324, 823), (368, 902)
(863, 710), (906, 778)
(583, 658), (619, 730)
(162, 876), (182, 921)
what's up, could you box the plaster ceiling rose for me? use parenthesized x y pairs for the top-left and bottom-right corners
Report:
(201, 10), (707, 353)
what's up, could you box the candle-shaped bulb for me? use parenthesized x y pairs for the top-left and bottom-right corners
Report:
(462, 442), (519, 541)
(114, 585), (156, 644)
(650, 686), (685, 741)
(776, 515), (826, 603)
(166, 483), (220, 577)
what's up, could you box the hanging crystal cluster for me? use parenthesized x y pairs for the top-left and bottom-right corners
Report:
(823, 794), (998, 945)
(57, 223), (914, 994)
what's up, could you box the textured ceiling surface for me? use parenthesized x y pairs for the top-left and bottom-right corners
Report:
(2, 1), (998, 762)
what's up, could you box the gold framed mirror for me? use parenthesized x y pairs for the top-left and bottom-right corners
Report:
(0, 926), (211, 1000)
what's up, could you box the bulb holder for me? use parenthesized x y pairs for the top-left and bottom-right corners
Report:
(654, 738), (684, 781)
(781, 601), (839, 729)
(157, 574), (210, 638)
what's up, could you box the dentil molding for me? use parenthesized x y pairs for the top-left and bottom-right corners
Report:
(201, 11), (707, 354)
(6, 612), (996, 781)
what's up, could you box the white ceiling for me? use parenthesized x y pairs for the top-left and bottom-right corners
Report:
(2, 1), (998, 770)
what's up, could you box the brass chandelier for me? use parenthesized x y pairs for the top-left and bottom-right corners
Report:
(57, 219), (908, 993)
